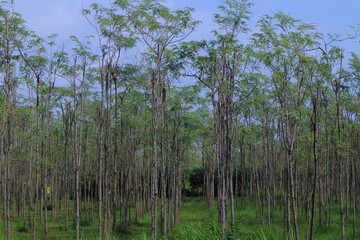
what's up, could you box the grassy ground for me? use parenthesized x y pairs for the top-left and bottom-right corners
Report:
(0, 198), (358, 239)
(167, 198), (358, 240)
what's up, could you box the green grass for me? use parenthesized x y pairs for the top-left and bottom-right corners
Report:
(166, 198), (358, 240)
(0, 198), (358, 239)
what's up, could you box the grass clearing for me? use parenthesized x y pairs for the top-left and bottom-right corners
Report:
(0, 198), (358, 239)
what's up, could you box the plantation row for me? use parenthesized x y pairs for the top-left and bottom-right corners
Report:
(0, 0), (359, 239)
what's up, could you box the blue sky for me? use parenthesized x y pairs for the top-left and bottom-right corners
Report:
(14, 0), (360, 52)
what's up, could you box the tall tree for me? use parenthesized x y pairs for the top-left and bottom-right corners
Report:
(83, 2), (136, 237)
(253, 12), (321, 240)
(179, 0), (253, 232)
(127, 1), (198, 237)
(0, 6), (32, 239)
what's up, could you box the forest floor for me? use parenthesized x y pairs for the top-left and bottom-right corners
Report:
(0, 198), (357, 239)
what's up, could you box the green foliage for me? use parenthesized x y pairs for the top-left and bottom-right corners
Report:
(183, 167), (204, 196)
(1, 1), (360, 240)
(213, 0), (253, 38)
(127, 0), (199, 54)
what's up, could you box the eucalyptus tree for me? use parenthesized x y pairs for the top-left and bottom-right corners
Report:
(211, 2), (248, 228)
(166, 85), (203, 229)
(17, 33), (47, 239)
(103, 62), (145, 232)
(194, 102), (214, 210)
(0, 6), (17, 240)
(232, 72), (274, 222)
(1, 11), (67, 239)
(19, 32), (69, 239)
(301, 48), (353, 240)
(252, 13), (321, 239)
(0, 5), (37, 239)
(317, 43), (349, 240)
(348, 52), (360, 239)
(299, 55), (324, 240)
(42, 35), (70, 239)
(335, 70), (359, 240)
(83, 1), (136, 237)
(178, 0), (254, 232)
(56, 35), (97, 240)
(258, 88), (277, 226)
(126, 1), (199, 237)
(58, 91), (73, 231)
(321, 41), (360, 239)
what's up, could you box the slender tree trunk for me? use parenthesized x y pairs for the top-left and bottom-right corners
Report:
(151, 71), (159, 239)
(2, 14), (12, 240)
(98, 78), (105, 240)
(309, 97), (318, 240)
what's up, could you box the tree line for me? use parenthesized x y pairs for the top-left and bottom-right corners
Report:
(0, 0), (359, 239)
